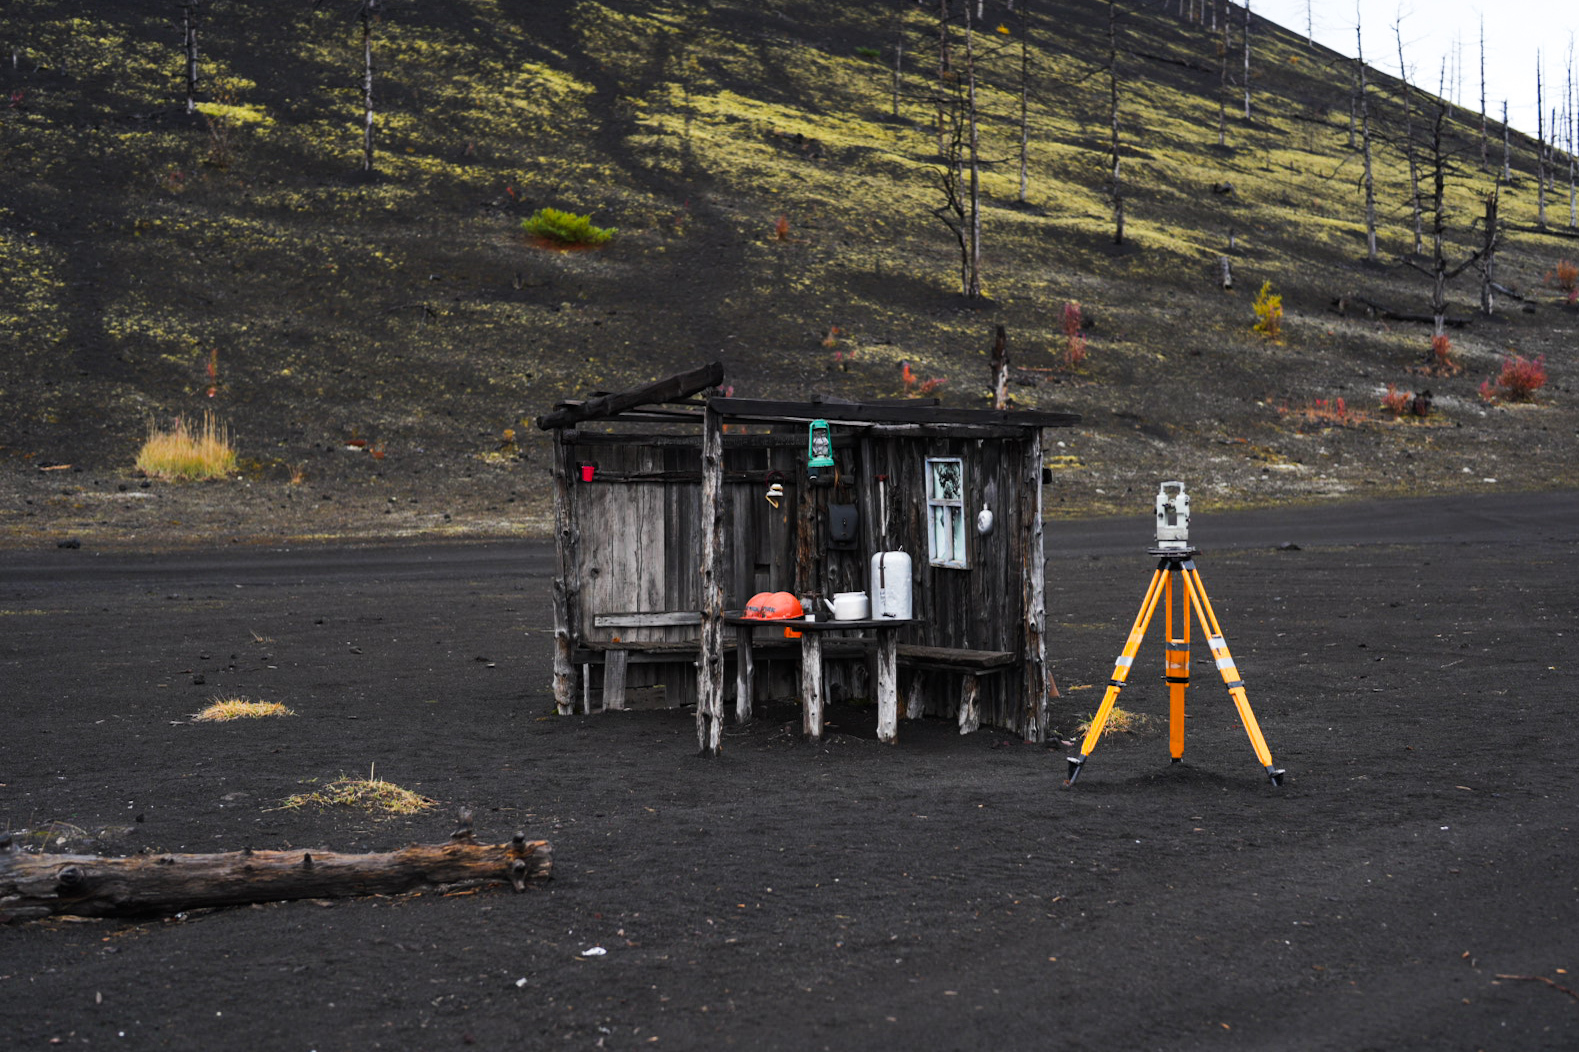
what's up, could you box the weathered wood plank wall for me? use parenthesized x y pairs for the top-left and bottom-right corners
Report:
(555, 426), (1048, 736)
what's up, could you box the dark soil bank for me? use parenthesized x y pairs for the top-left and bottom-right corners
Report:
(3, 493), (1577, 1050)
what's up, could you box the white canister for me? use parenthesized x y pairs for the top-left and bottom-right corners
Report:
(870, 550), (912, 619)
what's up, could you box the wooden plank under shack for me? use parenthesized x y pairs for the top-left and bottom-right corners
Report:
(696, 403), (726, 756)
(876, 630), (898, 743)
(551, 430), (580, 714)
(801, 630), (824, 743)
(1021, 426), (1052, 741)
(735, 622), (755, 723)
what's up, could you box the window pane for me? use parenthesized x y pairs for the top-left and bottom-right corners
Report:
(925, 457), (967, 568)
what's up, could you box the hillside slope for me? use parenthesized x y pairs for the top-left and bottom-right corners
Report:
(1, 0), (1574, 545)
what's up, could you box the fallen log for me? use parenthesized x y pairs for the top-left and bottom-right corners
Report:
(1334, 295), (1474, 327)
(0, 827), (551, 922)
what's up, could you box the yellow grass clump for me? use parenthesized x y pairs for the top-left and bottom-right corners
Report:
(135, 411), (238, 480)
(193, 697), (295, 722)
(1075, 705), (1153, 739)
(277, 766), (435, 816)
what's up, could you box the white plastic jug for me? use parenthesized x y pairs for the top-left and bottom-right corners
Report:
(870, 550), (912, 619)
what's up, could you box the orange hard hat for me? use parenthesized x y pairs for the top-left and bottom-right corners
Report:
(764, 592), (804, 619)
(742, 592), (803, 620)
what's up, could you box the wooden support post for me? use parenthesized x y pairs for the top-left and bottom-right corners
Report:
(801, 632), (825, 743)
(1020, 429), (1051, 742)
(876, 629), (899, 743)
(905, 670), (928, 720)
(735, 623), (755, 723)
(794, 452), (818, 598)
(958, 676), (981, 734)
(696, 405), (726, 756)
(602, 650), (629, 712)
(990, 324), (1009, 410)
(551, 431), (581, 715)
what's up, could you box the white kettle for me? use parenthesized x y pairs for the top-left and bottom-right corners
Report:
(823, 592), (870, 621)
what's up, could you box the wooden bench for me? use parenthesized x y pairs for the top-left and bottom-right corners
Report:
(895, 645), (1018, 733)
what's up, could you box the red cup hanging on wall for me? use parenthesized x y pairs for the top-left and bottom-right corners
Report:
(579, 463), (596, 482)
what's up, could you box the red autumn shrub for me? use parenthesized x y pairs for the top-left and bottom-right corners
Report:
(1480, 353), (1548, 402)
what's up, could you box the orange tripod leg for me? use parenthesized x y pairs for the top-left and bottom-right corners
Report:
(1164, 570), (1189, 762)
(1066, 568), (1167, 785)
(1181, 566), (1284, 786)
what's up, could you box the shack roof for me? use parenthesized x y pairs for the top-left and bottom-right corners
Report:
(537, 361), (1080, 433)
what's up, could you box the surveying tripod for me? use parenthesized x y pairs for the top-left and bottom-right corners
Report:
(1064, 483), (1284, 787)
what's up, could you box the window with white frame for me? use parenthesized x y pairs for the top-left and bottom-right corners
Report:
(925, 457), (968, 568)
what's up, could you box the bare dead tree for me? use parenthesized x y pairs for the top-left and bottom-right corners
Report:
(1395, 18), (1424, 255)
(1346, 56), (1357, 150)
(964, 2), (982, 294)
(318, 0), (383, 176)
(1109, 0), (1125, 244)
(1537, 55), (1549, 228)
(1477, 187), (1503, 315)
(1479, 16), (1488, 169)
(359, 0), (379, 177)
(1017, 0), (1030, 202)
(933, 103), (973, 295)
(1242, 0), (1252, 120)
(936, 0), (952, 155)
(1356, 8), (1376, 263)
(181, 0), (202, 115)
(1502, 100), (1513, 182)
(929, 4), (982, 301)
(891, 14), (904, 119)
(1217, 8), (1228, 146)
(1402, 103), (1494, 339)
(1568, 39), (1577, 227)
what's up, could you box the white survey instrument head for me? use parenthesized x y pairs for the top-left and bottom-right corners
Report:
(1154, 481), (1190, 549)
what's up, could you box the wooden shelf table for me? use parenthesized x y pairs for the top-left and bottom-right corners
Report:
(724, 615), (921, 745)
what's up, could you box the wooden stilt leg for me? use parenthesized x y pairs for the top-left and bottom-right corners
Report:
(602, 650), (628, 712)
(801, 631), (824, 743)
(957, 676), (981, 734)
(905, 670), (927, 720)
(735, 624), (755, 723)
(876, 629), (899, 744)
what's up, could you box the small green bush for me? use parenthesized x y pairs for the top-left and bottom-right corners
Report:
(521, 207), (616, 245)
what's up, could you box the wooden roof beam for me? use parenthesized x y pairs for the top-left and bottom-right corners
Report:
(536, 361), (724, 430)
(708, 397), (1080, 430)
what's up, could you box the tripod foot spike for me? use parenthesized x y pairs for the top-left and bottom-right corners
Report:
(1267, 766), (1285, 787)
(1064, 755), (1086, 787)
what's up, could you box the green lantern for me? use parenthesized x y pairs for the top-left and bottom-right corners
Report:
(807, 419), (834, 486)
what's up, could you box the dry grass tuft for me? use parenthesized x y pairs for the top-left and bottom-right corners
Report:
(277, 766), (435, 815)
(135, 411), (238, 480)
(1075, 705), (1153, 739)
(193, 697), (295, 722)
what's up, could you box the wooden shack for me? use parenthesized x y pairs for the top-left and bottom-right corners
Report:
(537, 362), (1080, 754)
